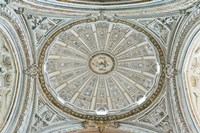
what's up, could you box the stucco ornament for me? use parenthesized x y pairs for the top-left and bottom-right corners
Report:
(0, 32), (17, 131)
(38, 17), (165, 121)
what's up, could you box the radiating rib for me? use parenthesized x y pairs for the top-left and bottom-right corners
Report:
(48, 55), (60, 60)
(91, 23), (100, 51)
(90, 77), (100, 110)
(67, 71), (90, 84)
(111, 30), (133, 53)
(117, 66), (155, 78)
(49, 43), (88, 60)
(69, 75), (93, 104)
(48, 63), (87, 77)
(115, 41), (148, 57)
(60, 66), (87, 74)
(70, 29), (93, 53)
(115, 71), (147, 93)
(118, 56), (156, 62)
(110, 75), (134, 104)
(48, 66), (87, 78)
(48, 70), (61, 78)
(118, 57), (142, 62)
(143, 56), (157, 60)
(104, 23), (113, 51)
(48, 55), (87, 61)
(67, 45), (90, 57)
(55, 82), (68, 92)
(104, 77), (113, 110)
(56, 40), (68, 47)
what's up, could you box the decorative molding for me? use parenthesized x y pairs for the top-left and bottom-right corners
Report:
(83, 121), (120, 133)
(26, 64), (38, 78)
(165, 64), (177, 78)
(14, 7), (24, 14)
(171, 9), (200, 133)
(0, 6), (32, 133)
(25, 14), (63, 46)
(28, 90), (80, 133)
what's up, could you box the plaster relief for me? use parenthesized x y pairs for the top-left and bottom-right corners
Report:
(0, 32), (17, 131)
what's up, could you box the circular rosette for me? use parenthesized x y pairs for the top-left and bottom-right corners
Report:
(88, 52), (116, 75)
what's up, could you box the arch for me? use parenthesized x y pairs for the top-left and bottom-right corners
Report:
(0, 8), (33, 132)
(175, 13), (200, 133)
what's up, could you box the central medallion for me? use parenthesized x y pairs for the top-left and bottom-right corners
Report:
(89, 53), (115, 75)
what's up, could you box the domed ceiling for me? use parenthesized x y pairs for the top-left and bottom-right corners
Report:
(1, 0), (200, 133)
(38, 18), (165, 120)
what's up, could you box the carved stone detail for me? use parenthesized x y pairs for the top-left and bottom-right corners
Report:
(26, 15), (62, 45)
(139, 98), (167, 126)
(165, 64), (177, 78)
(155, 116), (173, 133)
(0, 32), (16, 131)
(83, 121), (120, 133)
(26, 64), (38, 78)
(29, 95), (78, 133)
(14, 7), (24, 14)
(139, 16), (179, 45)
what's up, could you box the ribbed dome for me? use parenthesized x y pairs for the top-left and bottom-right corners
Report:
(38, 19), (164, 119)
